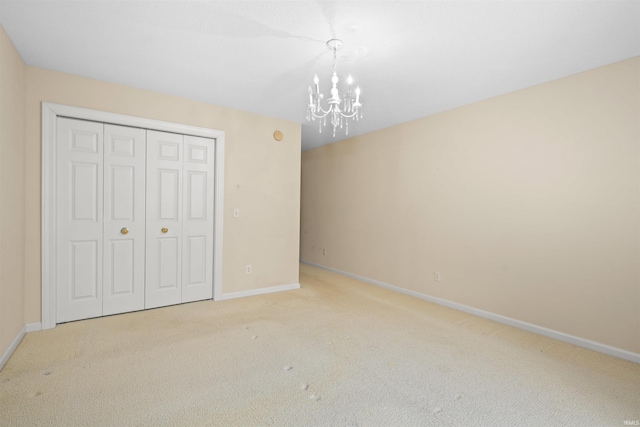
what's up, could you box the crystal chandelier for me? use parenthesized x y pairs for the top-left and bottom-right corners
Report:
(306, 39), (363, 137)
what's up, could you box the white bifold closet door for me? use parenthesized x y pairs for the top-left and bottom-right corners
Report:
(56, 119), (146, 322)
(56, 119), (214, 323)
(56, 118), (105, 322)
(102, 124), (146, 316)
(145, 130), (215, 309)
(182, 135), (215, 303)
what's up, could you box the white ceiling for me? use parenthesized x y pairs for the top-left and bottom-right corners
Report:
(1, 1), (638, 151)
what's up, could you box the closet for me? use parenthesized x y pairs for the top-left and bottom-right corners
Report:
(55, 117), (215, 323)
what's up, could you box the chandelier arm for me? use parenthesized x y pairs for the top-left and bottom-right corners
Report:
(308, 106), (332, 119)
(309, 110), (329, 120)
(308, 105), (361, 120)
(336, 109), (361, 119)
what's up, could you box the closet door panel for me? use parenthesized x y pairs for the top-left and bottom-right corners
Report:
(146, 130), (183, 308)
(103, 124), (146, 316)
(182, 136), (215, 303)
(56, 118), (104, 323)
(158, 237), (180, 288)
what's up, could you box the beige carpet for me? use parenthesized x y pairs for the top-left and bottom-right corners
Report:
(1, 264), (639, 426)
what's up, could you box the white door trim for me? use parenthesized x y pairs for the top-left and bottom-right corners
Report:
(41, 102), (225, 330)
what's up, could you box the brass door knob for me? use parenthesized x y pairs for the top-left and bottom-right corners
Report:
(161, 227), (169, 233)
(121, 227), (129, 235)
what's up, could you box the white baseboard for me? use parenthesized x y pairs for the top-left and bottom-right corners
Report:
(26, 322), (42, 333)
(0, 325), (26, 372)
(1, 323), (43, 371)
(301, 261), (640, 364)
(218, 283), (300, 301)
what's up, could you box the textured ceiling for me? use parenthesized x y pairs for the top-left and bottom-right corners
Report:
(1, 1), (638, 151)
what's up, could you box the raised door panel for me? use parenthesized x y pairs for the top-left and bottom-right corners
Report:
(103, 124), (146, 315)
(146, 130), (183, 309)
(182, 136), (215, 303)
(56, 117), (104, 323)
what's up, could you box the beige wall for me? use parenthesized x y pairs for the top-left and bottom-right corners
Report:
(301, 57), (640, 354)
(23, 68), (301, 323)
(0, 25), (26, 354)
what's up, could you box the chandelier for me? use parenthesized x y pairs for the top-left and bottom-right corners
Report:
(306, 39), (363, 137)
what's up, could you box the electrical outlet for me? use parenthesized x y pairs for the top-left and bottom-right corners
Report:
(434, 271), (441, 282)
(246, 265), (252, 274)
(233, 208), (240, 218)
(322, 248), (327, 256)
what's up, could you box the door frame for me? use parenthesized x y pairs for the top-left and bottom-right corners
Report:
(41, 102), (225, 330)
